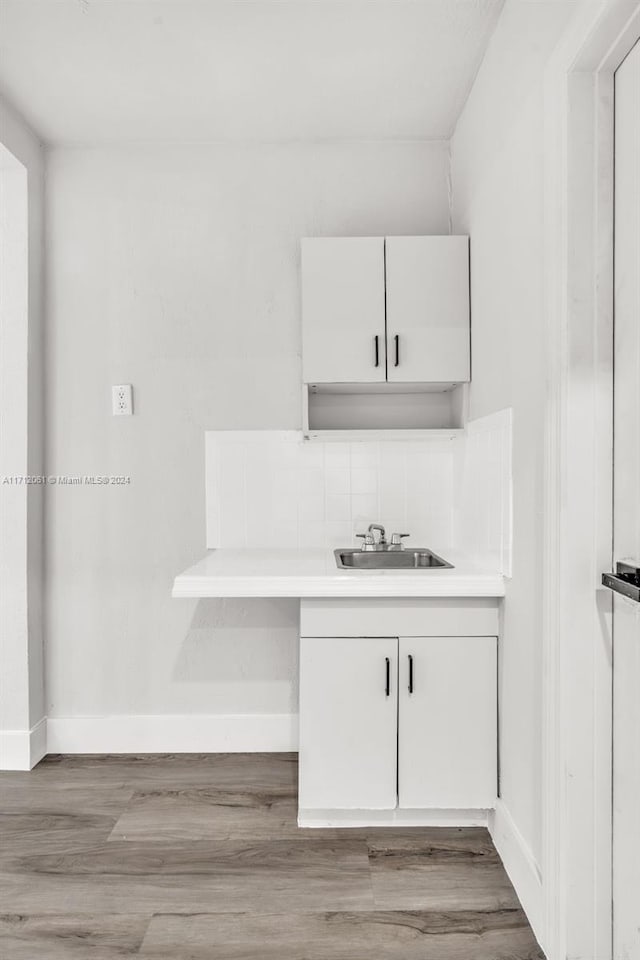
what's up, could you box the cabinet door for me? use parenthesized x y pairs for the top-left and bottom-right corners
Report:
(398, 636), (497, 808)
(298, 636), (397, 810)
(302, 237), (386, 384)
(386, 236), (470, 383)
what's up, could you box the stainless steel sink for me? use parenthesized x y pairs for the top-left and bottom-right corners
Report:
(335, 548), (453, 570)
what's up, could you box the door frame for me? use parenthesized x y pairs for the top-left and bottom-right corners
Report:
(542, 3), (640, 958)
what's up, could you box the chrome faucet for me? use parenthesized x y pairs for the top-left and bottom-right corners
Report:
(367, 523), (387, 545)
(356, 525), (411, 552)
(356, 523), (387, 551)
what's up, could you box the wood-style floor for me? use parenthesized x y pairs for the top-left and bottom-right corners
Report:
(0, 753), (544, 959)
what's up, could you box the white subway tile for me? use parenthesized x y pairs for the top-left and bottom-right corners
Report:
(298, 519), (326, 549)
(299, 467), (325, 498)
(351, 467), (378, 495)
(379, 483), (405, 521)
(326, 494), (351, 522)
(325, 521), (353, 548)
(299, 494), (325, 522)
(350, 442), (379, 469)
(325, 467), (350, 496)
(351, 493), (379, 521)
(324, 443), (351, 468)
(204, 430), (476, 561)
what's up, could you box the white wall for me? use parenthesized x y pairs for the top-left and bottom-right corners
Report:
(45, 142), (450, 725)
(0, 96), (46, 769)
(450, 0), (581, 874)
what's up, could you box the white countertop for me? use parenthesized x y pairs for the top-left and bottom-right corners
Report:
(172, 548), (506, 599)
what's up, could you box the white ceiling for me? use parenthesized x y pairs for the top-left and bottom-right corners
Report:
(0, 1), (504, 143)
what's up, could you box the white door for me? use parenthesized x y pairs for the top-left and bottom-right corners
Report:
(397, 636), (497, 809)
(612, 40), (640, 960)
(301, 237), (386, 384)
(298, 636), (398, 810)
(385, 236), (470, 384)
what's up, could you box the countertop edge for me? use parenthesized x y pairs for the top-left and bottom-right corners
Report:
(172, 574), (506, 599)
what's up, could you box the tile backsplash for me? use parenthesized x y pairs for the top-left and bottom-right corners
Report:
(206, 432), (455, 551)
(205, 413), (512, 573)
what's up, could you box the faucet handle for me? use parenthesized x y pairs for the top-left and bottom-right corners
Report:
(390, 532), (410, 547)
(356, 532), (376, 551)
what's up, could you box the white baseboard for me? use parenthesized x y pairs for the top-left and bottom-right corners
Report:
(0, 718), (47, 770)
(489, 799), (543, 945)
(299, 807), (491, 829)
(45, 713), (299, 754)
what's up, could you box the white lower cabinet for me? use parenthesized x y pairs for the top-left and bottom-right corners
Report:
(298, 631), (497, 814)
(298, 636), (398, 810)
(398, 636), (497, 809)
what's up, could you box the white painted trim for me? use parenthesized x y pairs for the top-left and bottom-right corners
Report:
(46, 714), (299, 754)
(299, 807), (490, 829)
(541, 4), (640, 960)
(0, 717), (47, 770)
(489, 800), (543, 945)
(30, 717), (47, 766)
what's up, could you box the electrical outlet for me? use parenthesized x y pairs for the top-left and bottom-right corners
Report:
(112, 384), (133, 416)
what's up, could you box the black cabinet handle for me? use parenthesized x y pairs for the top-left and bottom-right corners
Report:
(385, 657), (390, 697)
(408, 654), (414, 694)
(394, 334), (399, 367)
(374, 335), (379, 367)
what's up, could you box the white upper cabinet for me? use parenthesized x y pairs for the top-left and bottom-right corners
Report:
(386, 236), (470, 384)
(301, 237), (386, 384)
(301, 235), (470, 386)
